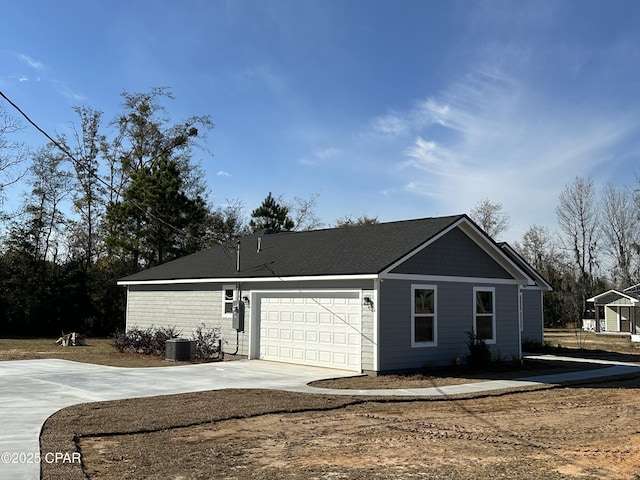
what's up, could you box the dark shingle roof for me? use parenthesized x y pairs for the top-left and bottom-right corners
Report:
(119, 214), (465, 282)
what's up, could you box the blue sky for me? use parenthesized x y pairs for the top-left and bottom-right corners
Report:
(1, 0), (640, 242)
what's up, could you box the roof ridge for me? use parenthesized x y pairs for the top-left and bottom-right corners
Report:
(238, 214), (467, 238)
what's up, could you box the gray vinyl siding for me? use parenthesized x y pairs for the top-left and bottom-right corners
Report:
(391, 227), (512, 279)
(126, 284), (250, 356)
(521, 289), (543, 344)
(126, 279), (376, 363)
(377, 279), (521, 371)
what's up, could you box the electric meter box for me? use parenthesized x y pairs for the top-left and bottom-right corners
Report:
(232, 300), (245, 332)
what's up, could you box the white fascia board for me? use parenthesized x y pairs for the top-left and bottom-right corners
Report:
(623, 283), (640, 292)
(380, 272), (526, 285)
(117, 273), (379, 286)
(588, 289), (639, 304)
(499, 243), (553, 291)
(456, 220), (533, 283)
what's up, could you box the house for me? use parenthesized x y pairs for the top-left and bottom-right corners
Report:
(586, 285), (640, 334)
(118, 214), (552, 374)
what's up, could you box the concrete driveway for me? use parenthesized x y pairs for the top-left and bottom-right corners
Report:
(0, 359), (356, 480)
(2, 355), (639, 480)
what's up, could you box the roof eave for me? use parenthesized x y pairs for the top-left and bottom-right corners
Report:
(117, 273), (380, 286)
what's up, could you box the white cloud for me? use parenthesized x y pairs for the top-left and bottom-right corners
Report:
(17, 53), (44, 71)
(368, 112), (410, 138)
(53, 82), (88, 103)
(299, 146), (340, 167)
(217, 170), (231, 177)
(359, 68), (637, 240)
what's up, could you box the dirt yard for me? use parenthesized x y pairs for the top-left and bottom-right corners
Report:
(42, 376), (640, 480)
(7, 332), (640, 479)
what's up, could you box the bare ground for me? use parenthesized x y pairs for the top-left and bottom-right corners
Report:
(41, 374), (640, 480)
(7, 332), (640, 479)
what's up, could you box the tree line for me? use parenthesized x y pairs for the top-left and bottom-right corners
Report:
(0, 89), (378, 336)
(471, 180), (640, 328)
(0, 88), (632, 337)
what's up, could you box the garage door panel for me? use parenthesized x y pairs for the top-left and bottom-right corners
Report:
(333, 332), (347, 345)
(279, 347), (291, 359)
(259, 293), (362, 372)
(318, 331), (332, 343)
(318, 350), (332, 363)
(280, 329), (291, 341)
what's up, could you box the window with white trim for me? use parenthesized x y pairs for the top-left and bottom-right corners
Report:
(473, 287), (496, 343)
(411, 284), (437, 347)
(222, 284), (236, 316)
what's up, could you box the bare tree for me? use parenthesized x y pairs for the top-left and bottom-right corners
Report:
(10, 146), (72, 263)
(556, 176), (600, 317)
(334, 214), (379, 228)
(61, 106), (107, 268)
(469, 198), (509, 239)
(601, 183), (639, 287)
(288, 192), (323, 231)
(0, 103), (28, 209)
(516, 225), (558, 273)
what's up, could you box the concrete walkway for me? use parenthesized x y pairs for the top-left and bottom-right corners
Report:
(1, 355), (639, 480)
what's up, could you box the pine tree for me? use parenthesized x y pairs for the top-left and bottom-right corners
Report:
(249, 192), (294, 232)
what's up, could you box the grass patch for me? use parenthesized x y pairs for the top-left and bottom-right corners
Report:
(539, 329), (640, 359)
(0, 338), (189, 367)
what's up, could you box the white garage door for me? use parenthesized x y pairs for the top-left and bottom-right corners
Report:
(258, 292), (362, 372)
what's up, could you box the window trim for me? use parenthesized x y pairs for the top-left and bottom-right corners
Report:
(473, 286), (496, 344)
(222, 284), (236, 317)
(411, 284), (437, 348)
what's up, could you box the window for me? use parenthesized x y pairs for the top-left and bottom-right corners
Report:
(223, 285), (236, 316)
(474, 287), (495, 343)
(412, 285), (437, 347)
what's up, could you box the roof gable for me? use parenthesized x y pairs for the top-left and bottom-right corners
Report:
(390, 226), (513, 279)
(588, 289), (640, 305)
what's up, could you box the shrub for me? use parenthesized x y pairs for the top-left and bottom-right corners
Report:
(465, 331), (492, 369)
(191, 324), (223, 361)
(111, 326), (181, 356)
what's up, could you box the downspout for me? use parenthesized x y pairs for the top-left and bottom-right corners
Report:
(517, 286), (522, 360)
(232, 282), (242, 355)
(374, 278), (381, 373)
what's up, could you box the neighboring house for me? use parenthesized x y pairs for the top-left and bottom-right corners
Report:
(118, 214), (552, 374)
(586, 285), (640, 334)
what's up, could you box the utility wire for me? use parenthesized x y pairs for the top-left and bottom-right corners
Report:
(0, 89), (211, 246)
